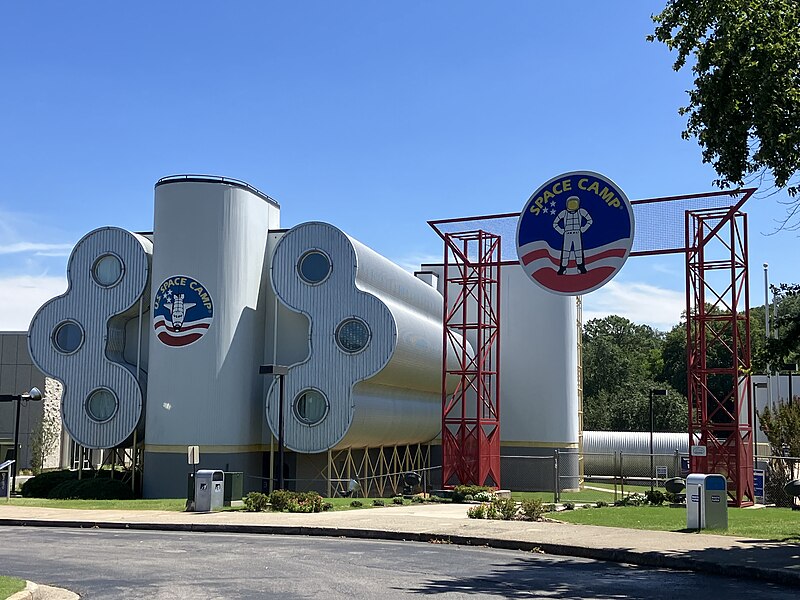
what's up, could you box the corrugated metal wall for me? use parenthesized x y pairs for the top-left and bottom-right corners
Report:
(28, 227), (151, 448)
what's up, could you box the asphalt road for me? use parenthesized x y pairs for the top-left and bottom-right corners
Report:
(0, 527), (796, 599)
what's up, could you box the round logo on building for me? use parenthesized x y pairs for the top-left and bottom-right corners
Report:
(153, 276), (214, 347)
(516, 171), (635, 296)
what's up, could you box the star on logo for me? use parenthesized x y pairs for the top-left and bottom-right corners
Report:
(550, 201), (556, 208)
(549, 209), (556, 215)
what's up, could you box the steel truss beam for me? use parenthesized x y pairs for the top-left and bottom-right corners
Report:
(441, 230), (501, 488)
(686, 208), (754, 506)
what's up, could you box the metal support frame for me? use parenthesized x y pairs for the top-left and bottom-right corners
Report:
(326, 443), (431, 497)
(686, 208), (754, 506)
(440, 230), (501, 488)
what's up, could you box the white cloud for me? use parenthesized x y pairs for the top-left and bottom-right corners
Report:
(582, 280), (684, 331)
(0, 242), (74, 255)
(0, 275), (68, 331)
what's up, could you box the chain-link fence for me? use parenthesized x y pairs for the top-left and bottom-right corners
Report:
(754, 454), (800, 507)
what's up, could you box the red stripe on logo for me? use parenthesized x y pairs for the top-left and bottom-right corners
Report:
(157, 332), (204, 347)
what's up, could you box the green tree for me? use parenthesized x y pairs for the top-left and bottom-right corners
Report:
(651, 0), (800, 220)
(582, 315), (686, 431)
(758, 401), (800, 506)
(765, 283), (800, 367)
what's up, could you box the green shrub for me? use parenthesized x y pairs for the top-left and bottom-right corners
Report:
(48, 477), (134, 500)
(645, 490), (666, 506)
(463, 494), (475, 502)
(427, 495), (445, 503)
(452, 485), (494, 503)
(562, 502), (575, 510)
(614, 493), (646, 507)
(595, 500), (608, 508)
(322, 502), (334, 511)
(350, 500), (363, 507)
(392, 496), (405, 505)
(519, 497), (545, 521)
(492, 497), (518, 520)
(467, 503), (487, 519)
(372, 499), (385, 507)
(269, 490), (294, 511)
(474, 491), (495, 502)
(410, 496), (424, 504)
(21, 469), (107, 498)
(269, 490), (323, 513)
(243, 492), (270, 512)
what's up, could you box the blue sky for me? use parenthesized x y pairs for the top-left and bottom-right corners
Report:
(0, 1), (796, 331)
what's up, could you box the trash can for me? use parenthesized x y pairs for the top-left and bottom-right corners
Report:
(223, 472), (243, 507)
(687, 473), (728, 530)
(195, 469), (225, 512)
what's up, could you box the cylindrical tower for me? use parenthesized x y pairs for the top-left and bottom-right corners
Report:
(143, 176), (279, 497)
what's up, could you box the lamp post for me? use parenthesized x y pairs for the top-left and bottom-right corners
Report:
(649, 389), (667, 491)
(753, 381), (768, 457)
(0, 387), (43, 494)
(781, 363), (797, 405)
(260, 365), (288, 490)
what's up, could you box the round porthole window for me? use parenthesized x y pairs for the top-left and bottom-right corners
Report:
(297, 250), (332, 284)
(293, 389), (328, 425)
(335, 318), (370, 354)
(91, 253), (124, 287)
(52, 320), (84, 354)
(85, 388), (118, 423)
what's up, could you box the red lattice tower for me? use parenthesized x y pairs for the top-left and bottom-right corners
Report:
(686, 208), (754, 506)
(440, 230), (501, 488)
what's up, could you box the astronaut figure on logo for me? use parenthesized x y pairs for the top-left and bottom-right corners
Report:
(553, 195), (593, 275)
(164, 293), (195, 330)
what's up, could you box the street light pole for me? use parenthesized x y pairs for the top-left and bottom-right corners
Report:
(0, 387), (43, 495)
(649, 389), (667, 492)
(260, 365), (289, 491)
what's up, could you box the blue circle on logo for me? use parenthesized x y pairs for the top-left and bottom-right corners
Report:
(153, 276), (214, 347)
(516, 171), (635, 295)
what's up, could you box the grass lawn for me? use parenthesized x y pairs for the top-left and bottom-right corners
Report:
(3, 498), (189, 511)
(511, 482), (654, 504)
(0, 575), (26, 598)
(1, 496), (418, 512)
(549, 505), (800, 541)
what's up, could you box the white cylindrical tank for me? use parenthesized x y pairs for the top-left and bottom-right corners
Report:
(268, 222), (462, 453)
(426, 263), (580, 451)
(583, 430), (689, 476)
(144, 177), (279, 494)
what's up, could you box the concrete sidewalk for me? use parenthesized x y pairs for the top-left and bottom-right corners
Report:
(1, 503), (799, 587)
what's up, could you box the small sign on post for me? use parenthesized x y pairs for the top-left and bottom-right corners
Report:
(656, 465), (668, 480)
(691, 445), (707, 457)
(188, 445), (200, 465)
(754, 469), (765, 500)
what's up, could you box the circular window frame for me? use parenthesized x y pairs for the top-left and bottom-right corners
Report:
(335, 317), (372, 355)
(51, 320), (85, 355)
(91, 252), (125, 288)
(84, 387), (119, 424)
(296, 249), (332, 285)
(292, 387), (329, 426)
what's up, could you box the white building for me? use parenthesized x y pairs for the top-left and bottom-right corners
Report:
(27, 175), (580, 498)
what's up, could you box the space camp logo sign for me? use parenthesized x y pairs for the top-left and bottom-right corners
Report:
(516, 171), (635, 295)
(153, 276), (214, 347)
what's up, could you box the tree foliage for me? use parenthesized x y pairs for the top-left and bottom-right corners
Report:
(758, 401), (800, 506)
(651, 0), (800, 216)
(582, 315), (686, 432)
(764, 283), (800, 366)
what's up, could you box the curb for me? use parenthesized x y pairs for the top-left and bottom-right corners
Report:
(7, 581), (37, 600)
(1, 518), (798, 588)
